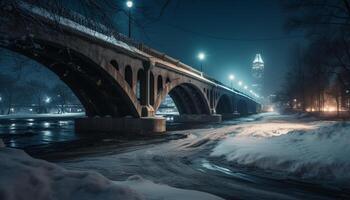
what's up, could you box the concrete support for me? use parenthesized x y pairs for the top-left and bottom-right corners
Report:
(232, 95), (239, 114)
(141, 61), (155, 117)
(75, 117), (166, 134)
(174, 114), (222, 123)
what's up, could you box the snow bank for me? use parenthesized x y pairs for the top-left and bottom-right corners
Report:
(0, 148), (222, 200)
(211, 121), (350, 184)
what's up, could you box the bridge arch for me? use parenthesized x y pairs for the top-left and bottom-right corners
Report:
(168, 83), (210, 115)
(154, 80), (210, 115)
(0, 39), (140, 118)
(216, 94), (234, 114)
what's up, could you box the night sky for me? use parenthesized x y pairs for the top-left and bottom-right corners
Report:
(117, 0), (305, 96)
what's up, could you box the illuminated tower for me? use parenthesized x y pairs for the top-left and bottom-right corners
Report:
(252, 54), (264, 95)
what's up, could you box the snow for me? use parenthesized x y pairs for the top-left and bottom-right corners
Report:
(211, 119), (350, 184)
(20, 2), (144, 55)
(0, 148), (223, 200)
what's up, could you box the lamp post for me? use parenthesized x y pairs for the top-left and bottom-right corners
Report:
(229, 74), (235, 89)
(198, 52), (205, 75)
(126, 0), (133, 38)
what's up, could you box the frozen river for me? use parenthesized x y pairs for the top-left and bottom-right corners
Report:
(1, 113), (350, 199)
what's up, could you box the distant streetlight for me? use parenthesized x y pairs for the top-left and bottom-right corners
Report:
(244, 85), (248, 90)
(126, 0), (133, 38)
(197, 52), (205, 74)
(238, 81), (242, 86)
(229, 74), (235, 89)
(45, 97), (51, 103)
(0, 96), (2, 102)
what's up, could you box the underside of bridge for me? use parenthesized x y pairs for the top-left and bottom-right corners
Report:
(169, 83), (210, 115)
(3, 39), (139, 118)
(237, 99), (249, 116)
(216, 94), (233, 114)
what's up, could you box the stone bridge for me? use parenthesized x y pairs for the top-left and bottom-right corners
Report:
(0, 2), (261, 133)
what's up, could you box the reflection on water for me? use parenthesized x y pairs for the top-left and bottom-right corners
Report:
(0, 118), (78, 149)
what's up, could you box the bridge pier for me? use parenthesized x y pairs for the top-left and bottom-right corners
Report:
(173, 114), (222, 123)
(75, 117), (166, 134)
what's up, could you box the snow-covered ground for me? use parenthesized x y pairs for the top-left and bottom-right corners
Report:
(211, 119), (350, 184)
(0, 146), (222, 200)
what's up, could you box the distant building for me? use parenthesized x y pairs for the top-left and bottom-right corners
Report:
(251, 53), (264, 96)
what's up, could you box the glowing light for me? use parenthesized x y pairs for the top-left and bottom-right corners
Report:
(43, 122), (50, 128)
(198, 52), (205, 60)
(0, 96), (2, 101)
(126, 0), (133, 8)
(238, 81), (243, 86)
(229, 74), (235, 80)
(45, 97), (51, 103)
(244, 85), (248, 90)
(268, 106), (274, 112)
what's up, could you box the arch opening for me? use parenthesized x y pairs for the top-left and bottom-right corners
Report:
(156, 94), (179, 121)
(167, 83), (210, 115)
(216, 94), (234, 114)
(157, 75), (163, 94)
(110, 60), (119, 71)
(0, 48), (84, 116)
(125, 65), (133, 88)
(137, 69), (146, 105)
(0, 39), (140, 118)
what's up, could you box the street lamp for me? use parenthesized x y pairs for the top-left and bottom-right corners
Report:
(244, 85), (248, 90)
(45, 97), (51, 104)
(126, 0), (133, 38)
(198, 52), (205, 74)
(229, 74), (235, 89)
(238, 81), (243, 86)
